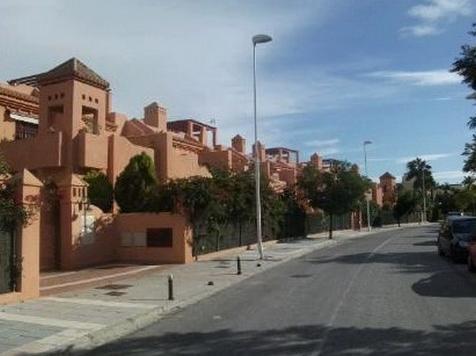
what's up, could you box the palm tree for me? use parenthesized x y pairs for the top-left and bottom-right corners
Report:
(406, 158), (434, 221)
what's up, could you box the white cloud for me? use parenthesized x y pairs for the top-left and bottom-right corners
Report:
(408, 0), (472, 22)
(304, 138), (340, 147)
(400, 25), (441, 37)
(320, 147), (340, 156)
(367, 70), (460, 86)
(402, 0), (473, 37)
(396, 153), (454, 164)
(433, 170), (466, 182)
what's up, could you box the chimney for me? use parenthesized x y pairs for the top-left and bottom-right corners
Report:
(310, 153), (322, 170)
(144, 102), (167, 131)
(252, 141), (266, 162)
(231, 134), (246, 154)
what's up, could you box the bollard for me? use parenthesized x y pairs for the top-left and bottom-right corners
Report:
(168, 274), (174, 301)
(237, 256), (242, 275)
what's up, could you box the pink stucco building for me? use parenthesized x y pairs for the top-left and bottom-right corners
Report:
(0, 57), (393, 303)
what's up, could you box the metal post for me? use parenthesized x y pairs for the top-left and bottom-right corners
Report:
(253, 43), (264, 260)
(422, 170), (427, 223)
(168, 274), (174, 301)
(237, 256), (242, 275)
(364, 142), (371, 231)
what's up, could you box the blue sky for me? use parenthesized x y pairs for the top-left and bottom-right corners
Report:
(1, 0), (474, 183)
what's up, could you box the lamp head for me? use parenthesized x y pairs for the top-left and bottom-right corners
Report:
(364, 140), (372, 145)
(252, 34), (273, 45)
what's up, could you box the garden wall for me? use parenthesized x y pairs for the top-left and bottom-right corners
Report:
(115, 212), (193, 264)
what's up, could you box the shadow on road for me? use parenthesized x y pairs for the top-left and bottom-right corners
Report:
(304, 251), (441, 274)
(47, 320), (476, 356)
(413, 240), (436, 246)
(412, 271), (476, 298)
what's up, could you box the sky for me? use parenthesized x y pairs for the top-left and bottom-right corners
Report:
(1, 0), (475, 184)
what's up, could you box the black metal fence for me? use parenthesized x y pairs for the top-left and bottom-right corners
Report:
(194, 209), (421, 256)
(0, 227), (15, 294)
(305, 213), (352, 235)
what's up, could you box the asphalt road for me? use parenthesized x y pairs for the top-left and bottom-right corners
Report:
(88, 225), (476, 355)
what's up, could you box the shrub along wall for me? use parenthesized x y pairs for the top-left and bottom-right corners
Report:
(194, 212), (307, 255)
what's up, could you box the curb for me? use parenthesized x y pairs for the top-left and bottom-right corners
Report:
(25, 223), (429, 355)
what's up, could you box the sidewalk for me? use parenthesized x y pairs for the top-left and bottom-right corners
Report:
(0, 223), (425, 355)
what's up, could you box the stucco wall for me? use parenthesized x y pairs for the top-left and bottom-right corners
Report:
(199, 149), (232, 171)
(0, 132), (63, 172)
(116, 212), (193, 264)
(76, 131), (108, 171)
(0, 106), (15, 142)
(107, 135), (154, 184)
(170, 147), (210, 179)
(0, 170), (42, 305)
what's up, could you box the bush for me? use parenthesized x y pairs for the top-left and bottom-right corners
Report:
(0, 156), (27, 229)
(84, 171), (113, 212)
(114, 153), (157, 213)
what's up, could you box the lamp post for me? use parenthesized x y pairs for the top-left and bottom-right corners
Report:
(363, 140), (372, 231)
(422, 169), (427, 223)
(252, 34), (272, 260)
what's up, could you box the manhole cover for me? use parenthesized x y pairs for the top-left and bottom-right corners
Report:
(96, 284), (132, 290)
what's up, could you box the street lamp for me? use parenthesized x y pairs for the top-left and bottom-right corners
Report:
(363, 140), (372, 231)
(252, 34), (272, 260)
(422, 169), (427, 223)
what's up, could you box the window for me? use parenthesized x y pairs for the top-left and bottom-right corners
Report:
(15, 121), (38, 140)
(146, 228), (173, 247)
(81, 106), (99, 134)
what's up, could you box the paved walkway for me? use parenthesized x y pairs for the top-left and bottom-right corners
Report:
(0, 224), (423, 355)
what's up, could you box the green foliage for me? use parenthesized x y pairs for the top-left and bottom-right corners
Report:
(462, 135), (476, 172)
(434, 184), (458, 215)
(451, 23), (476, 92)
(83, 170), (113, 212)
(297, 165), (321, 207)
(393, 191), (417, 226)
(405, 158), (435, 191)
(0, 155), (27, 230)
(454, 188), (476, 214)
(114, 153), (157, 213)
(452, 24), (476, 173)
(298, 162), (369, 238)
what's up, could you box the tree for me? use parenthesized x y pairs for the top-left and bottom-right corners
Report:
(452, 24), (476, 173)
(83, 170), (113, 212)
(298, 162), (368, 239)
(405, 158), (435, 191)
(114, 153), (157, 213)
(393, 191), (417, 227)
(226, 170), (255, 246)
(462, 135), (476, 172)
(405, 158), (435, 219)
(297, 165), (321, 208)
(454, 189), (476, 214)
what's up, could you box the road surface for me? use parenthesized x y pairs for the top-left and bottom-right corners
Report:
(88, 225), (476, 355)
